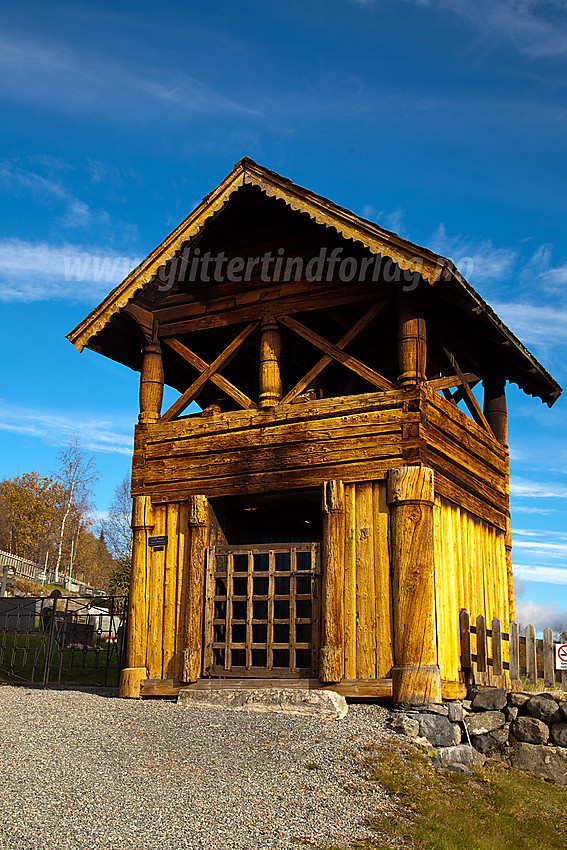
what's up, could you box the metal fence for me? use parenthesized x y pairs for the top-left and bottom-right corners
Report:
(0, 595), (128, 688)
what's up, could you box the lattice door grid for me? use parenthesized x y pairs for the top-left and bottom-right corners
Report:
(203, 542), (321, 677)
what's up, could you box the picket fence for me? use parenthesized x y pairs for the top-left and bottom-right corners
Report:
(460, 608), (567, 692)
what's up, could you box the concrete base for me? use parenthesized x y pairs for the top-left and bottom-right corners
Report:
(177, 687), (348, 719)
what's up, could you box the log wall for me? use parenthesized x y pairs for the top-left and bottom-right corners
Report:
(343, 480), (393, 679)
(143, 500), (192, 680)
(433, 496), (510, 685)
(131, 389), (419, 502)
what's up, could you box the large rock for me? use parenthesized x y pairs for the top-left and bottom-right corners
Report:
(447, 702), (464, 723)
(511, 716), (549, 745)
(465, 710), (506, 736)
(508, 692), (530, 708)
(177, 688), (348, 719)
(508, 742), (567, 785)
(418, 714), (455, 747)
(391, 714), (420, 738)
(421, 703), (449, 717)
(471, 725), (509, 754)
(551, 723), (567, 748)
(436, 744), (485, 766)
(471, 688), (507, 712)
(559, 702), (567, 721)
(526, 694), (562, 723)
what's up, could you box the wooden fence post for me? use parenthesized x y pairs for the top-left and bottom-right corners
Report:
(526, 623), (537, 684)
(476, 614), (488, 686)
(543, 627), (555, 689)
(460, 609), (472, 686)
(492, 617), (503, 684)
(509, 620), (520, 683)
(561, 630), (567, 693)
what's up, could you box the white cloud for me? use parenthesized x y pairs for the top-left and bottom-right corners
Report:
(510, 476), (567, 499)
(512, 505), (554, 514)
(0, 161), (100, 229)
(515, 598), (567, 632)
(539, 261), (567, 293)
(429, 224), (517, 284)
(513, 564), (567, 585)
(398, 0), (567, 59)
(491, 301), (567, 350)
(513, 540), (567, 559)
(0, 400), (133, 456)
(0, 33), (256, 120)
(0, 239), (141, 302)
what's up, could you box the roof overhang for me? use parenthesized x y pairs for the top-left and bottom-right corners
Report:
(67, 157), (562, 406)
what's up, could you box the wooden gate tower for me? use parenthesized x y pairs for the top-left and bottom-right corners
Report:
(68, 159), (561, 703)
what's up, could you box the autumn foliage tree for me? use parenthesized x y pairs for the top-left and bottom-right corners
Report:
(0, 472), (64, 562)
(0, 436), (118, 591)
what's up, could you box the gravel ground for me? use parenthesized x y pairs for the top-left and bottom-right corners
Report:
(0, 685), (396, 850)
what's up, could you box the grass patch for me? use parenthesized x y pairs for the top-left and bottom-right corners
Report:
(0, 631), (121, 686)
(519, 676), (567, 701)
(323, 741), (567, 850)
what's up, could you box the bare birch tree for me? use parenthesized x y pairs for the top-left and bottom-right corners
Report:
(103, 475), (133, 561)
(53, 436), (99, 583)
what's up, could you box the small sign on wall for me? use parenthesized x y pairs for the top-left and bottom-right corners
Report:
(556, 644), (567, 670)
(148, 535), (168, 549)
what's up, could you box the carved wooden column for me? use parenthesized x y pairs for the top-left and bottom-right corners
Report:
(320, 480), (345, 683)
(483, 378), (514, 619)
(483, 378), (507, 444)
(181, 495), (209, 683)
(139, 343), (164, 423)
(119, 494), (154, 698)
(397, 298), (426, 386)
(258, 315), (282, 409)
(388, 466), (442, 704)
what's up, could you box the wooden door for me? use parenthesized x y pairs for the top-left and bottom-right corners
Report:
(203, 542), (321, 677)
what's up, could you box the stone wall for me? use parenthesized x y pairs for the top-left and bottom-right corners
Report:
(390, 688), (567, 785)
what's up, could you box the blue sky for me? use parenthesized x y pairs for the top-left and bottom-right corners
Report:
(0, 0), (566, 630)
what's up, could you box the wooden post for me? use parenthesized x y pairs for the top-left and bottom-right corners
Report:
(139, 343), (163, 423)
(483, 378), (507, 444)
(460, 609), (473, 687)
(320, 480), (345, 683)
(397, 298), (426, 386)
(526, 623), (537, 684)
(181, 495), (209, 683)
(509, 620), (520, 683)
(476, 614), (488, 686)
(387, 465), (441, 704)
(543, 627), (555, 689)
(561, 630), (567, 693)
(119, 494), (154, 698)
(258, 315), (282, 409)
(492, 616), (503, 682)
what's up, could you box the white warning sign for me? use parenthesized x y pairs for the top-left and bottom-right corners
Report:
(556, 644), (567, 671)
